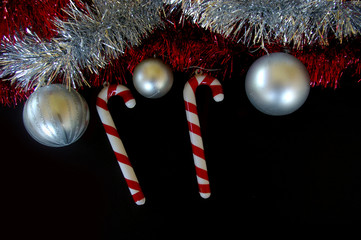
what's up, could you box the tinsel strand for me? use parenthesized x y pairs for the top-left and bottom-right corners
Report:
(165, 0), (361, 48)
(0, 0), (165, 90)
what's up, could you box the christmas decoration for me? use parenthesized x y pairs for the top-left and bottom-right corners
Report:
(96, 84), (145, 205)
(1, 0), (361, 210)
(167, 0), (361, 48)
(245, 53), (310, 116)
(183, 74), (224, 198)
(132, 58), (174, 98)
(0, 0), (165, 91)
(1, 1), (361, 106)
(23, 84), (89, 147)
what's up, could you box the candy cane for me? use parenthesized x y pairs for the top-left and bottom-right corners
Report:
(96, 84), (145, 205)
(183, 74), (224, 198)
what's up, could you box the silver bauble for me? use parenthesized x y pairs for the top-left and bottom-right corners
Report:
(23, 84), (90, 147)
(245, 52), (310, 116)
(133, 58), (173, 98)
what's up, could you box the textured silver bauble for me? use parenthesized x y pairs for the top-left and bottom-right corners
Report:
(133, 58), (173, 98)
(23, 84), (90, 147)
(245, 52), (310, 116)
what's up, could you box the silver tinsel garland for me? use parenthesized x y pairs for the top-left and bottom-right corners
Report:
(0, 0), (165, 90)
(166, 0), (361, 48)
(1, 0), (361, 91)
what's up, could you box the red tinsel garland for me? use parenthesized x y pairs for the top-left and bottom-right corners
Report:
(1, 1), (361, 106)
(0, 0), (84, 41)
(0, 81), (31, 106)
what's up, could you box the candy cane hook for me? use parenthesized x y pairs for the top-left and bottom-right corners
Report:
(183, 74), (224, 199)
(96, 84), (145, 205)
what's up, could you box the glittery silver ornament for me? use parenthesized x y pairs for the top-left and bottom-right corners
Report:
(23, 84), (90, 147)
(133, 58), (174, 98)
(245, 52), (310, 116)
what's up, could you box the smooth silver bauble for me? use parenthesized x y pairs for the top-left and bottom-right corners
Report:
(133, 58), (173, 98)
(245, 52), (310, 116)
(23, 84), (90, 147)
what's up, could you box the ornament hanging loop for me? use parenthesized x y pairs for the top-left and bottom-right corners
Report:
(103, 81), (110, 88)
(195, 68), (203, 76)
(185, 66), (222, 75)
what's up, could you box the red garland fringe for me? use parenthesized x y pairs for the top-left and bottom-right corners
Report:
(0, 0), (83, 41)
(0, 81), (32, 106)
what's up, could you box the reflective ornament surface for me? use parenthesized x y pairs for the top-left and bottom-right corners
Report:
(133, 58), (173, 98)
(23, 84), (90, 147)
(245, 52), (310, 116)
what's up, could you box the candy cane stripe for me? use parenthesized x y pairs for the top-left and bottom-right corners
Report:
(183, 74), (224, 199)
(96, 97), (109, 110)
(189, 132), (203, 147)
(103, 124), (120, 138)
(188, 76), (200, 92)
(184, 101), (198, 115)
(96, 84), (145, 205)
(199, 75), (224, 100)
(209, 86), (223, 97)
(198, 184), (211, 194)
(117, 90), (134, 104)
(104, 85), (134, 107)
(200, 74), (213, 84)
(195, 166), (209, 181)
(188, 122), (202, 136)
(186, 111), (200, 125)
(131, 191), (145, 203)
(125, 178), (143, 190)
(191, 144), (205, 159)
(114, 152), (132, 166)
(107, 84), (118, 98)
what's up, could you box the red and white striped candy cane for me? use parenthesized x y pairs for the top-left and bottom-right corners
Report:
(183, 74), (224, 199)
(96, 84), (145, 205)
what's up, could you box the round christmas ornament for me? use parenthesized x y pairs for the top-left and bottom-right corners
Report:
(132, 58), (174, 98)
(23, 84), (89, 147)
(245, 52), (310, 116)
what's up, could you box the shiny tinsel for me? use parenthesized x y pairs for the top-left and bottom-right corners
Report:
(166, 0), (361, 48)
(0, 0), (164, 90)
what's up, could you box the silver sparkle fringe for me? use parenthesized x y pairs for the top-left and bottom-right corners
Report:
(0, 0), (165, 90)
(165, 0), (361, 48)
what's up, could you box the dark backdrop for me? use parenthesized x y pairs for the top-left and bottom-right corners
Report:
(2, 72), (361, 238)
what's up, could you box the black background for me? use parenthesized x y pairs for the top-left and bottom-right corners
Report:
(1, 71), (361, 238)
